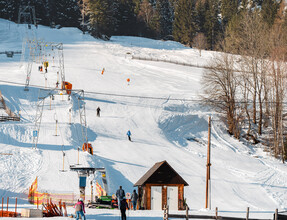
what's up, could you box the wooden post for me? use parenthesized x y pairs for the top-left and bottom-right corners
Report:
(62, 152), (65, 170)
(215, 207), (218, 219)
(163, 205), (169, 220)
(91, 184), (93, 203)
(205, 116), (211, 209)
(166, 205), (169, 220)
(6, 197), (9, 211)
(275, 208), (278, 220)
(15, 198), (17, 217)
(246, 207), (249, 220)
(69, 108), (71, 124)
(55, 120), (58, 136)
(78, 147), (81, 165)
(185, 206), (189, 220)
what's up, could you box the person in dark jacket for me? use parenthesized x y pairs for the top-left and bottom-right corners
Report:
(126, 130), (131, 141)
(120, 197), (129, 220)
(131, 189), (138, 210)
(74, 198), (86, 220)
(116, 186), (125, 208)
(97, 107), (101, 117)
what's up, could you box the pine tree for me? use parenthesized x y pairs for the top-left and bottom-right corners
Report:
(204, 0), (220, 50)
(54, 0), (81, 27)
(88, 0), (117, 38)
(115, 0), (137, 35)
(221, 0), (239, 30)
(173, 0), (197, 46)
(195, 0), (207, 34)
(156, 0), (174, 38)
(0, 0), (19, 22)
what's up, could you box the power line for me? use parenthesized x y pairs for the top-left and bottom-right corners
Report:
(0, 79), (202, 102)
(1, 79), (287, 104)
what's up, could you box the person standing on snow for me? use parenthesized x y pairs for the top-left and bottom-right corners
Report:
(116, 186), (125, 208)
(74, 198), (86, 220)
(120, 197), (129, 220)
(96, 107), (101, 117)
(131, 189), (138, 210)
(126, 130), (131, 141)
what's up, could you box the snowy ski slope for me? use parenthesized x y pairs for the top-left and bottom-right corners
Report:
(0, 19), (287, 219)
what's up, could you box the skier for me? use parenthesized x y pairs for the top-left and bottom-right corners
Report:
(97, 107), (101, 117)
(126, 130), (131, 142)
(74, 198), (86, 220)
(116, 186), (125, 209)
(131, 189), (138, 210)
(120, 197), (129, 220)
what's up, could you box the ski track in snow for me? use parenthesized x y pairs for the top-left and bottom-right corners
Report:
(0, 20), (287, 218)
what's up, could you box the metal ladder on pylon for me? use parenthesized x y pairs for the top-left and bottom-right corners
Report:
(32, 89), (56, 149)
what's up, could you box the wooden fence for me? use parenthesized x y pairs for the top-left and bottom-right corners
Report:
(132, 55), (206, 69)
(163, 206), (285, 220)
(0, 197), (20, 217)
(0, 116), (20, 121)
(0, 90), (20, 122)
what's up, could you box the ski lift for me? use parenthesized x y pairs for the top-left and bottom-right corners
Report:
(59, 150), (67, 172)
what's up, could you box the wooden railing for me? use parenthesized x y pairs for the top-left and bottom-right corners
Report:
(163, 206), (280, 220)
(0, 116), (20, 121)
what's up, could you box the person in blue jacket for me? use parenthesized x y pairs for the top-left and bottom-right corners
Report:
(126, 130), (131, 141)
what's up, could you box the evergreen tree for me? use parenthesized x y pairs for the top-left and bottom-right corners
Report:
(173, 0), (197, 46)
(88, 0), (117, 38)
(221, 0), (239, 30)
(156, 0), (174, 38)
(0, 0), (20, 22)
(195, 0), (207, 34)
(54, 0), (81, 27)
(204, 0), (220, 50)
(115, 0), (137, 35)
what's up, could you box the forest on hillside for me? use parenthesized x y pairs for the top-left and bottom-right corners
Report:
(0, 0), (285, 49)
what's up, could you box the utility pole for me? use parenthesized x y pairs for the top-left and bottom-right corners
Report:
(205, 116), (211, 209)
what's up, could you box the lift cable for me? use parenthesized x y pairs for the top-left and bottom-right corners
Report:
(1, 79), (287, 104)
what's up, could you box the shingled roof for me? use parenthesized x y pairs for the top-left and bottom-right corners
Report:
(134, 160), (189, 186)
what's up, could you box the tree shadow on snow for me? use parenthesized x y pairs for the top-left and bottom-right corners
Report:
(70, 123), (97, 148)
(93, 155), (145, 196)
(0, 189), (29, 206)
(0, 84), (40, 115)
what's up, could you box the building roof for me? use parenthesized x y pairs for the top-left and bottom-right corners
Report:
(134, 160), (189, 186)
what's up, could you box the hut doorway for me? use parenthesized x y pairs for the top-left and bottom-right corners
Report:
(167, 186), (178, 210)
(151, 186), (162, 210)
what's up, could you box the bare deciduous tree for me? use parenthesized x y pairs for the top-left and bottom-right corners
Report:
(138, 0), (155, 27)
(225, 10), (269, 135)
(193, 33), (207, 57)
(202, 53), (242, 138)
(268, 18), (287, 162)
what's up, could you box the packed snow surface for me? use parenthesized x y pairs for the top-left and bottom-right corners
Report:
(0, 19), (287, 219)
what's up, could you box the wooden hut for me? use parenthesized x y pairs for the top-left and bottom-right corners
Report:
(134, 160), (189, 210)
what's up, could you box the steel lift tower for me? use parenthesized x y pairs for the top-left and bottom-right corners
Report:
(18, 6), (37, 26)
(32, 89), (87, 150)
(23, 40), (65, 91)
